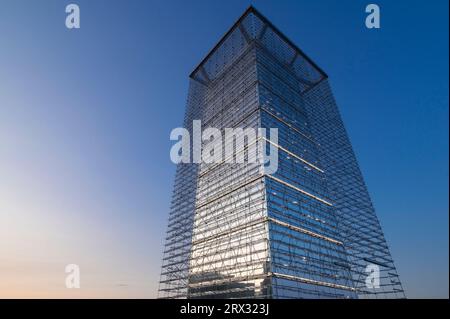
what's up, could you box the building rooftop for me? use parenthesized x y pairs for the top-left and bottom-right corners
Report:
(190, 6), (327, 90)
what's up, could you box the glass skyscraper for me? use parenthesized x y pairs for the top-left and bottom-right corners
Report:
(159, 6), (405, 299)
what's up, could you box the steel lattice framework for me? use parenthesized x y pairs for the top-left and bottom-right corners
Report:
(158, 6), (405, 299)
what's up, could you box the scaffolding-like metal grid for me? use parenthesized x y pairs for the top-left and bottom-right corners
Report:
(158, 6), (405, 299)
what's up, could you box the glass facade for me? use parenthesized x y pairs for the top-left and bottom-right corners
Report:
(158, 7), (405, 299)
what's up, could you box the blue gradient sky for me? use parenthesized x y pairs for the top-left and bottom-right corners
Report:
(0, 0), (448, 298)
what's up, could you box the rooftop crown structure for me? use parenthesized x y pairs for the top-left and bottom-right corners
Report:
(158, 6), (405, 299)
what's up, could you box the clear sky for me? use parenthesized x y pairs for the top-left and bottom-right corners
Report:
(0, 0), (448, 298)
